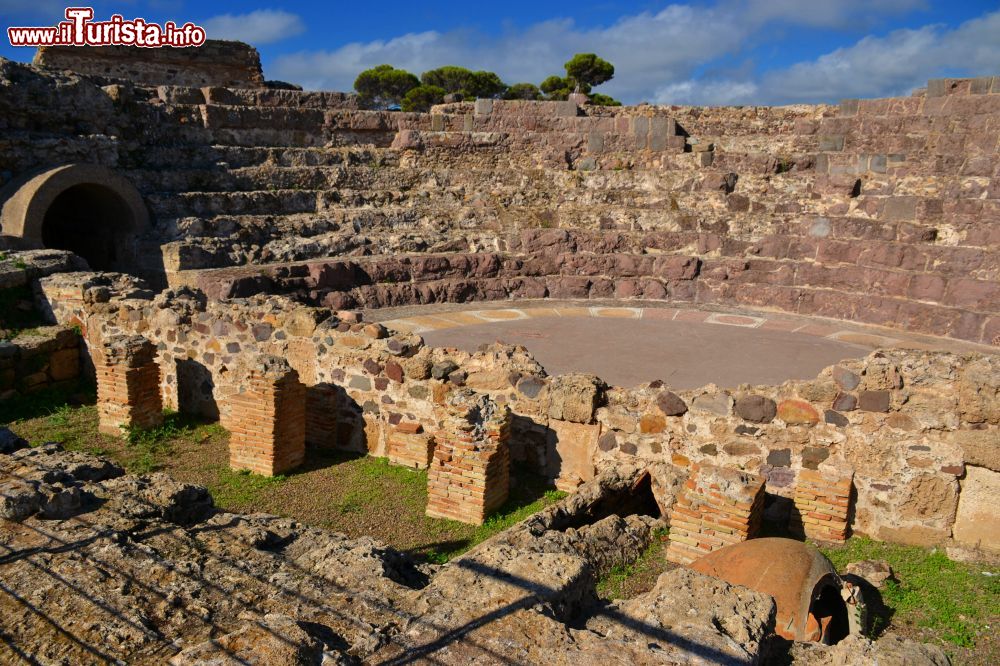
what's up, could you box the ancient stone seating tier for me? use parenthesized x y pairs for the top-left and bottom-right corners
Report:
(222, 355), (306, 477)
(666, 463), (766, 565)
(95, 334), (163, 436)
(426, 391), (512, 525)
(791, 464), (855, 543)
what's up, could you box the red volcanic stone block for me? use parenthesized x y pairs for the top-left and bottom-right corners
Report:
(858, 390), (891, 413)
(832, 393), (857, 411)
(384, 361), (404, 383)
(656, 390), (688, 416)
(832, 366), (860, 390)
(734, 395), (777, 423)
(777, 399), (820, 425)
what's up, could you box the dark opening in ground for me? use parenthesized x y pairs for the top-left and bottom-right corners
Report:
(42, 183), (135, 271)
(809, 582), (851, 645)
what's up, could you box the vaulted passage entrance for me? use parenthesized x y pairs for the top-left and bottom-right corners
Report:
(0, 164), (149, 273)
(41, 183), (136, 271)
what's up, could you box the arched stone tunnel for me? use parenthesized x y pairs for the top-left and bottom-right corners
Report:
(0, 164), (149, 272)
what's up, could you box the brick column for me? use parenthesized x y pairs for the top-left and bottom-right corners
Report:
(791, 463), (854, 543)
(666, 463), (766, 565)
(225, 355), (305, 477)
(305, 383), (338, 449)
(426, 391), (510, 525)
(387, 422), (435, 469)
(96, 334), (162, 436)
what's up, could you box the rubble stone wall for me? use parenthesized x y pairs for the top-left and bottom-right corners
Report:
(0, 326), (80, 399)
(33, 41), (266, 88)
(1, 58), (997, 344)
(36, 271), (1000, 551)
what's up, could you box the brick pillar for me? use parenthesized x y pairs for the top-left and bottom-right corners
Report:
(666, 463), (766, 565)
(426, 391), (510, 525)
(791, 463), (854, 543)
(96, 334), (162, 436)
(387, 422), (435, 469)
(305, 383), (338, 449)
(225, 355), (305, 477)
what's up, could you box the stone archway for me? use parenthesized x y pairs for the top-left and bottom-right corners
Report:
(0, 164), (149, 272)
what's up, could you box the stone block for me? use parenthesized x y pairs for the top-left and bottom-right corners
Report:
(548, 373), (604, 424)
(969, 77), (993, 95)
(587, 131), (605, 154)
(952, 466), (1000, 551)
(777, 399), (819, 425)
(858, 390), (890, 413)
(474, 99), (494, 116)
(734, 395), (776, 423)
(547, 419), (601, 491)
(839, 99), (860, 116)
(818, 135), (844, 151)
(926, 79), (948, 97)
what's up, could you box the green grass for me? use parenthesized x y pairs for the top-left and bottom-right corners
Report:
(328, 456), (428, 515)
(10, 400), (572, 565)
(596, 527), (670, 599)
(821, 536), (1000, 649)
(210, 468), (288, 506)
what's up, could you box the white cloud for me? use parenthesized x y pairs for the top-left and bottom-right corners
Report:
(272, 5), (747, 100)
(753, 10), (1000, 103)
(742, 0), (927, 29)
(267, 2), (998, 106)
(653, 79), (760, 106)
(202, 9), (305, 45)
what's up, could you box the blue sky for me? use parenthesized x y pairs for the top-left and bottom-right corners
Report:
(2, 1), (998, 104)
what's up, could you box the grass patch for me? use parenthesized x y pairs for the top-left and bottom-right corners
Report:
(821, 536), (1000, 649)
(330, 456), (427, 515)
(121, 410), (196, 474)
(596, 527), (671, 600)
(210, 468), (287, 506)
(10, 404), (572, 567)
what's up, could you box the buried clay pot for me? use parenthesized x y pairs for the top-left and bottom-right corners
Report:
(688, 537), (864, 644)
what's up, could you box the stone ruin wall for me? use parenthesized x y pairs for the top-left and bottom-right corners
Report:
(33, 40), (266, 89)
(0, 59), (997, 346)
(34, 270), (1000, 552)
(0, 51), (997, 550)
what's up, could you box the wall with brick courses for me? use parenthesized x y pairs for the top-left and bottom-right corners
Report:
(95, 334), (162, 435)
(791, 464), (854, 543)
(387, 422), (434, 470)
(221, 355), (305, 476)
(36, 271), (999, 551)
(666, 464), (765, 564)
(426, 392), (511, 525)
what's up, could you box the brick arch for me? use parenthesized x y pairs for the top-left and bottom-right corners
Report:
(0, 164), (149, 271)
